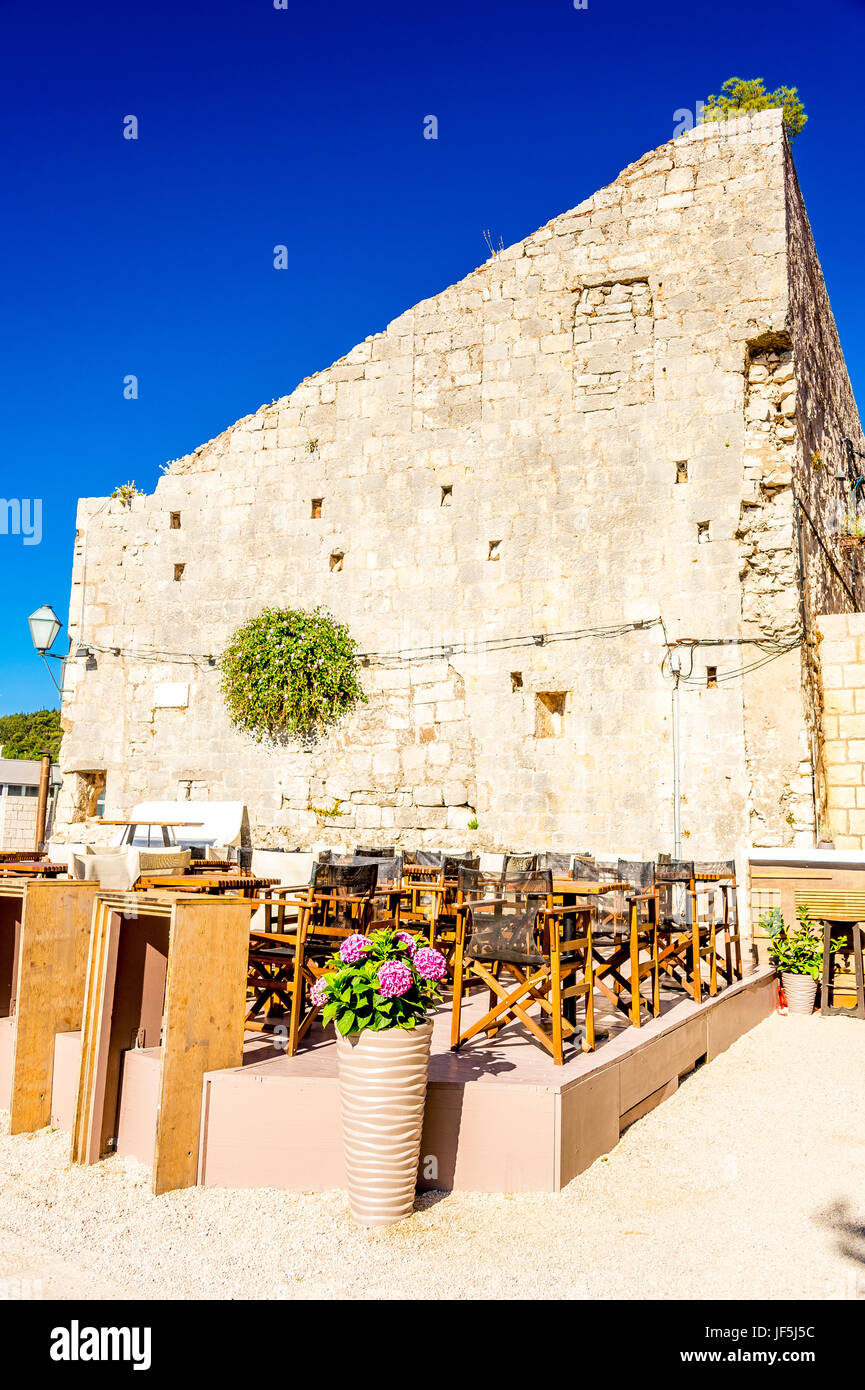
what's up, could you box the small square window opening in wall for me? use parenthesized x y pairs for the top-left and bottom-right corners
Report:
(441, 485), (453, 506)
(706, 666), (718, 688)
(488, 540), (501, 561)
(173, 563), (185, 581)
(676, 461), (688, 484)
(311, 498), (322, 519)
(330, 551), (344, 572)
(170, 511), (181, 529)
(535, 691), (567, 738)
(697, 521), (710, 544)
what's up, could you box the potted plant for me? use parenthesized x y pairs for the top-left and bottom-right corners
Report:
(760, 906), (840, 1014)
(310, 926), (447, 1227)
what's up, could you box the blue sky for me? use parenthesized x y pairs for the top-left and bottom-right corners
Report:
(1, 0), (863, 713)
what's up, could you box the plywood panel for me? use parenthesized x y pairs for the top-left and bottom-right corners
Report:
(199, 1073), (344, 1190)
(420, 1082), (557, 1192)
(618, 1015), (707, 1115)
(0, 1015), (14, 1108)
(557, 1066), (620, 1186)
(72, 899), (121, 1165)
(50, 1030), (82, 1132)
(706, 972), (776, 1061)
(0, 893), (23, 1017)
(153, 898), (250, 1194)
(9, 881), (100, 1134)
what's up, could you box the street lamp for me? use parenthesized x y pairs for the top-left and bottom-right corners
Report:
(28, 605), (64, 695)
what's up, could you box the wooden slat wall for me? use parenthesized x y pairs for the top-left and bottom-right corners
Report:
(154, 898), (249, 1194)
(9, 880), (100, 1134)
(73, 893), (251, 1195)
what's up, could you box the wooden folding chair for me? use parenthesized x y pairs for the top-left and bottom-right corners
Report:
(399, 853), (445, 943)
(451, 866), (594, 1065)
(428, 854), (479, 963)
(694, 859), (743, 987)
(589, 859), (659, 1027)
(654, 860), (717, 1004)
(245, 861), (377, 1054)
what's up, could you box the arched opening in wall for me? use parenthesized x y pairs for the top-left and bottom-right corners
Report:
(169, 512), (181, 529)
(535, 692), (567, 738)
(311, 499), (323, 519)
(330, 551), (344, 572)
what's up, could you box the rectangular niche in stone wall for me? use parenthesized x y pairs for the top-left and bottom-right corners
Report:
(535, 691), (567, 738)
(573, 278), (654, 409)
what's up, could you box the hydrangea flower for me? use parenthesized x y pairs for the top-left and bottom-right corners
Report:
(413, 946), (447, 982)
(309, 976), (329, 1007)
(339, 934), (372, 964)
(395, 931), (418, 955)
(377, 960), (413, 999)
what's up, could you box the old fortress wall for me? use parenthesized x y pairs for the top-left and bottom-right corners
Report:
(55, 110), (864, 857)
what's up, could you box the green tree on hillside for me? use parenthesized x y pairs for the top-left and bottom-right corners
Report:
(701, 77), (808, 140)
(0, 709), (62, 760)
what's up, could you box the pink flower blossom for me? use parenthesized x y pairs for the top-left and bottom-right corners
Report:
(339, 934), (371, 964)
(413, 947), (447, 982)
(309, 977), (329, 1007)
(395, 931), (418, 955)
(377, 960), (413, 999)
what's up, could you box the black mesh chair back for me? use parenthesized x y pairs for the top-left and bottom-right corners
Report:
(404, 850), (444, 868)
(617, 859), (654, 892)
(694, 859), (736, 879)
(355, 846), (396, 859)
(368, 855), (403, 887)
(458, 866), (553, 966)
(316, 849), (333, 864)
(503, 853), (538, 873)
(654, 859), (695, 926)
(312, 862), (377, 897)
(537, 852), (571, 876)
(443, 853), (479, 879)
(573, 859), (601, 882)
(695, 859), (738, 925)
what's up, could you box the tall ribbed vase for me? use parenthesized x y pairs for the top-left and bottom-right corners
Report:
(336, 1021), (433, 1227)
(781, 971), (818, 1015)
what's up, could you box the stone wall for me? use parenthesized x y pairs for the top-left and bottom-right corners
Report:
(0, 794), (37, 851)
(54, 111), (862, 857)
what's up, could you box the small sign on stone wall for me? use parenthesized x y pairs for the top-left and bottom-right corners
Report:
(153, 682), (189, 710)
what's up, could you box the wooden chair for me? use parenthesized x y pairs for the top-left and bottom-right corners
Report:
(654, 860), (717, 1003)
(400, 852), (445, 942)
(694, 859), (743, 986)
(587, 859), (659, 1027)
(451, 866), (594, 1065)
(245, 861), (377, 1053)
(431, 854), (479, 962)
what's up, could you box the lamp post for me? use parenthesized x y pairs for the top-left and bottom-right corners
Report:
(27, 605), (64, 696)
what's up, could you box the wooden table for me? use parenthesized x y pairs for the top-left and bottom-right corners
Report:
(94, 819), (204, 847)
(136, 874), (277, 899)
(0, 862), (66, 879)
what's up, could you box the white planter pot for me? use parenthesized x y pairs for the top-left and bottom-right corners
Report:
(336, 1020), (433, 1227)
(781, 971), (818, 1015)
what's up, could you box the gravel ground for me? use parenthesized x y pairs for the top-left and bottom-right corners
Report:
(1, 1013), (863, 1301)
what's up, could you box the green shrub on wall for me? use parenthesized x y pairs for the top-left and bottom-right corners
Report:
(219, 606), (366, 744)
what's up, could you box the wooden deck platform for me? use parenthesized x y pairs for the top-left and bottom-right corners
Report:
(197, 966), (776, 1193)
(44, 968), (775, 1194)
